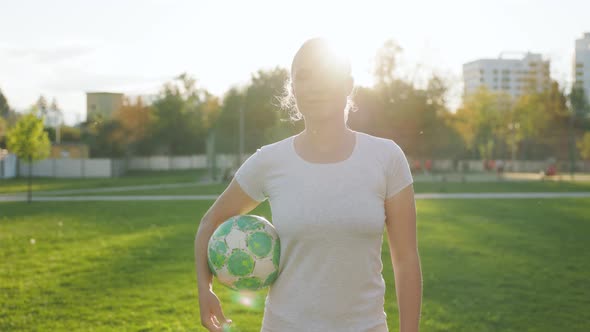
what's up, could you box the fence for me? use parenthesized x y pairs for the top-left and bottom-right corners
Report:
(0, 153), (17, 179)
(2, 153), (244, 178)
(15, 158), (126, 178)
(429, 159), (590, 173)
(1, 153), (589, 179)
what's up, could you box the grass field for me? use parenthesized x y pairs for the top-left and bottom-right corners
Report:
(41, 180), (590, 197)
(3, 171), (590, 197)
(0, 170), (208, 194)
(3, 176), (590, 199)
(1, 196), (589, 331)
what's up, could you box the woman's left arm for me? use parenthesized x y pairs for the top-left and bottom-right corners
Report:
(385, 183), (422, 332)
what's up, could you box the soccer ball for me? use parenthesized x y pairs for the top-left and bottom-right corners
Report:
(207, 215), (280, 291)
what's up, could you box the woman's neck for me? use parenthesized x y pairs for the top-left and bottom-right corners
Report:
(300, 121), (353, 153)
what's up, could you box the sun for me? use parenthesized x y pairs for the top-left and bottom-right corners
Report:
(317, 34), (378, 87)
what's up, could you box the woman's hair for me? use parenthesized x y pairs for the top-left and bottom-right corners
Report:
(277, 38), (358, 123)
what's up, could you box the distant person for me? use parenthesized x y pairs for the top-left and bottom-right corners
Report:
(424, 159), (432, 175)
(412, 159), (422, 174)
(545, 164), (557, 176)
(496, 159), (504, 179)
(195, 38), (421, 331)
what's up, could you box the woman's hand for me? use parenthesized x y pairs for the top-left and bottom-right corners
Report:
(199, 288), (232, 331)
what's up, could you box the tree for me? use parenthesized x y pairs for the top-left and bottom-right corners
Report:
(6, 107), (51, 203)
(113, 96), (154, 156)
(511, 92), (552, 159)
(0, 117), (7, 149)
(212, 67), (292, 156)
(151, 81), (199, 155)
(453, 87), (511, 160)
(149, 73), (219, 157)
(216, 87), (245, 154)
(577, 132), (590, 161)
(48, 97), (63, 143)
(36, 95), (49, 118)
(567, 86), (590, 173)
(244, 67), (290, 149)
(373, 39), (402, 87)
(0, 89), (10, 119)
(539, 81), (570, 160)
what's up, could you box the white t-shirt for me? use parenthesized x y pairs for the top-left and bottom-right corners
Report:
(234, 131), (414, 332)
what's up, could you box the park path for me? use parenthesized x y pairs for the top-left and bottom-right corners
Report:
(27, 179), (219, 196)
(0, 179), (219, 200)
(1, 192), (590, 202)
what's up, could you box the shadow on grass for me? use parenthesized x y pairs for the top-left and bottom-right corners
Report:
(383, 199), (590, 331)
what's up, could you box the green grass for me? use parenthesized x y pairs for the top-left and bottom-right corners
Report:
(0, 169), (208, 194)
(43, 180), (590, 196)
(1, 198), (589, 331)
(414, 180), (590, 193)
(3, 170), (590, 197)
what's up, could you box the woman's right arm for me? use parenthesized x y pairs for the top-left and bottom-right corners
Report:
(195, 177), (262, 331)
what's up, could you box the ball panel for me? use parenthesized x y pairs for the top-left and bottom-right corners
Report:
(216, 265), (240, 286)
(250, 256), (275, 279)
(234, 277), (263, 291)
(263, 270), (278, 287)
(225, 227), (247, 249)
(208, 239), (228, 269)
(247, 231), (273, 258)
(236, 215), (265, 232)
(213, 218), (234, 238)
(227, 250), (255, 276)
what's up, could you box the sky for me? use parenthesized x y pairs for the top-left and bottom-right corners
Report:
(1, 0), (589, 126)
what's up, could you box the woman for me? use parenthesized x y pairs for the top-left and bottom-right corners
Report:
(195, 37), (422, 332)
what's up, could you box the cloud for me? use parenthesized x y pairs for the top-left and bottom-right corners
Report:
(41, 66), (168, 94)
(0, 44), (94, 64)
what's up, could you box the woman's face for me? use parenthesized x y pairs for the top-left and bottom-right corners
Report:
(291, 42), (353, 120)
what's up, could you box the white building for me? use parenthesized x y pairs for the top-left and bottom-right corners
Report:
(463, 52), (551, 98)
(125, 93), (159, 106)
(573, 32), (590, 102)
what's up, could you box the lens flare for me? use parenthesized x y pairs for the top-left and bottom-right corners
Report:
(229, 289), (265, 311)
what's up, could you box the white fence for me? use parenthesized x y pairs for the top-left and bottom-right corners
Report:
(126, 154), (240, 171)
(431, 159), (590, 173)
(15, 158), (126, 178)
(1, 153), (589, 178)
(2, 153), (244, 178)
(0, 153), (17, 179)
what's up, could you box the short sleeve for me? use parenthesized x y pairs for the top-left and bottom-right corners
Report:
(385, 141), (414, 199)
(234, 148), (268, 202)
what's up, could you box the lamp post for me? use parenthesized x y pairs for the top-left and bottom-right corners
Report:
(568, 110), (576, 178)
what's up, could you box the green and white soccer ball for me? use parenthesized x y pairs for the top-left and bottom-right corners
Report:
(207, 215), (280, 291)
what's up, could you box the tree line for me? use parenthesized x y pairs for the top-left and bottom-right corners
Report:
(1, 39), (590, 164)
